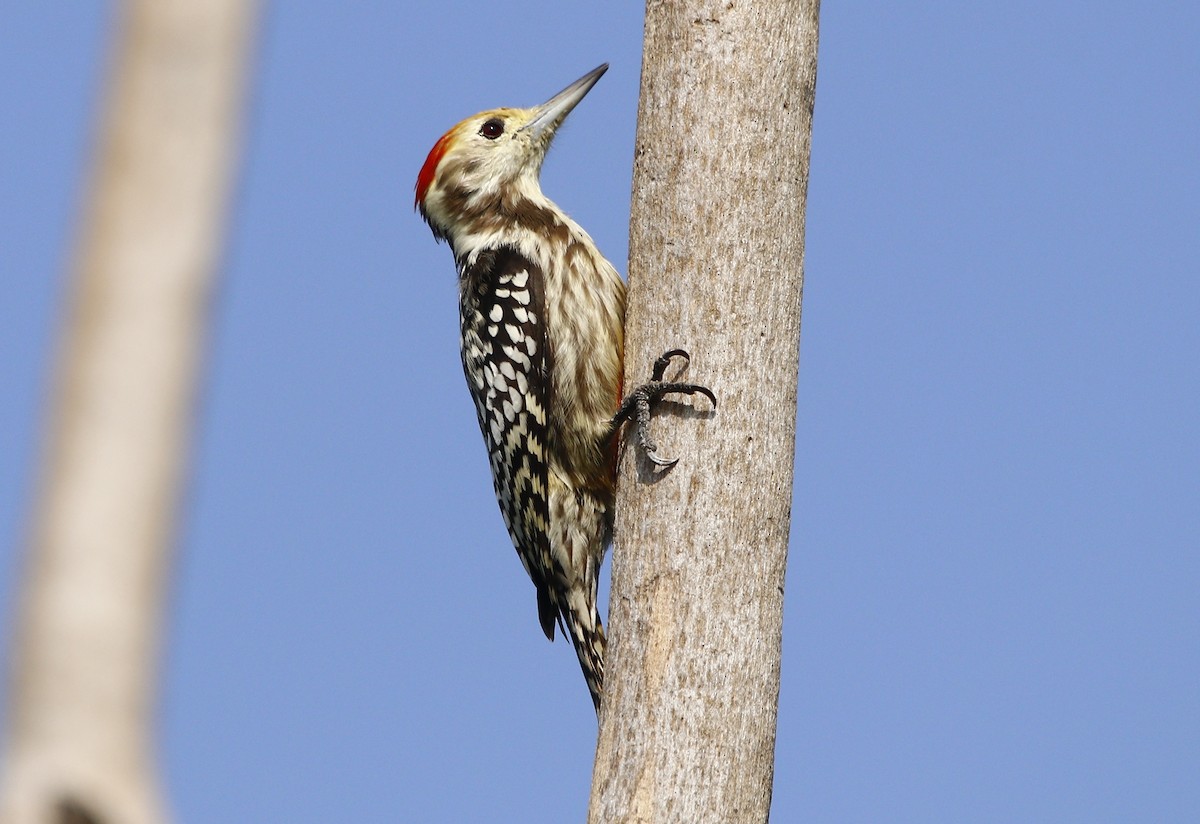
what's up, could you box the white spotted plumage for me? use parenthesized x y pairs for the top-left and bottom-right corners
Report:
(417, 65), (622, 711)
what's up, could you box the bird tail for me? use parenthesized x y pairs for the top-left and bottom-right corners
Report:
(562, 588), (606, 714)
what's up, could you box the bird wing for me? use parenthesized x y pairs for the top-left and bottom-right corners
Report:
(458, 246), (558, 640)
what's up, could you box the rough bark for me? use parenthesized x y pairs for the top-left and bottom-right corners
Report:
(0, 2), (257, 823)
(589, 1), (819, 822)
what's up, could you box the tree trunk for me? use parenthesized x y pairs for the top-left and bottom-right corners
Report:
(0, 2), (257, 823)
(589, 1), (819, 821)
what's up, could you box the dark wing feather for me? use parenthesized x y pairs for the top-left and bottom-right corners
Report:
(458, 246), (557, 640)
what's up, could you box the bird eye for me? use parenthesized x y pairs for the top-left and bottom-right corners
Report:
(480, 118), (505, 140)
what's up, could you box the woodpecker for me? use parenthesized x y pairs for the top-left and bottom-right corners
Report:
(416, 64), (714, 711)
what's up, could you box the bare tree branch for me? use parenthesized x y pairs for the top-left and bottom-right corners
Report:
(590, 1), (820, 821)
(0, 3), (258, 822)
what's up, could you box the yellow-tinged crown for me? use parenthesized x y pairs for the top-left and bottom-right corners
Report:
(415, 64), (608, 236)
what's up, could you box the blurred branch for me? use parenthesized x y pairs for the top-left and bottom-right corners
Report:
(590, 1), (819, 821)
(0, 2), (258, 823)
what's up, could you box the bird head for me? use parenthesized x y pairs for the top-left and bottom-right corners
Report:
(416, 64), (608, 240)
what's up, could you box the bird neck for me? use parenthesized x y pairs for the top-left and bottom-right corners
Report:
(447, 188), (575, 268)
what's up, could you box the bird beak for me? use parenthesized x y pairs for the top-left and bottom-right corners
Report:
(521, 63), (609, 141)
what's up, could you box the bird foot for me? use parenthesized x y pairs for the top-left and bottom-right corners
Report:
(610, 349), (717, 468)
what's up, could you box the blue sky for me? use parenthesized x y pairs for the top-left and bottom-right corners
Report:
(2, 2), (1197, 821)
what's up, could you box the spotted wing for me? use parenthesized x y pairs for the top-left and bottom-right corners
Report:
(458, 246), (557, 638)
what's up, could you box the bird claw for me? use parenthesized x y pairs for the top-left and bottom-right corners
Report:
(644, 450), (680, 469)
(651, 349), (691, 382)
(610, 349), (716, 469)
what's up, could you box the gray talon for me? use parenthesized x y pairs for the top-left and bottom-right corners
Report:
(608, 349), (716, 468)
